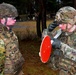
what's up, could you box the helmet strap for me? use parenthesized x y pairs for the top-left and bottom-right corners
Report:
(3, 17), (12, 32)
(4, 17), (7, 26)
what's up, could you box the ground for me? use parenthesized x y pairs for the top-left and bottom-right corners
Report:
(19, 39), (59, 75)
(13, 20), (59, 75)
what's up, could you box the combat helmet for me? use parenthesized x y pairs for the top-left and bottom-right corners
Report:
(0, 2), (18, 18)
(55, 6), (76, 25)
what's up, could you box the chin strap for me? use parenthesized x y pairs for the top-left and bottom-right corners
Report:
(4, 17), (7, 26)
(3, 17), (12, 32)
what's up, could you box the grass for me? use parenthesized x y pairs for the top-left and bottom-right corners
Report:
(13, 20), (53, 40)
(19, 39), (59, 75)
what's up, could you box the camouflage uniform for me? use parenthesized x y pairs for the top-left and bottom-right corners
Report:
(51, 6), (76, 50)
(0, 3), (25, 75)
(55, 6), (76, 25)
(0, 32), (5, 75)
(43, 6), (76, 75)
(0, 3), (18, 18)
(54, 6), (76, 49)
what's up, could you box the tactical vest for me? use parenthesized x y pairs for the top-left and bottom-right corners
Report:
(0, 25), (25, 75)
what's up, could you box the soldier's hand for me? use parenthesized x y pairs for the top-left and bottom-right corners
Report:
(52, 38), (61, 49)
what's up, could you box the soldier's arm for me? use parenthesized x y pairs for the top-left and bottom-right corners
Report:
(52, 39), (76, 60)
(60, 42), (76, 61)
(51, 39), (76, 75)
(0, 38), (6, 74)
(42, 21), (60, 39)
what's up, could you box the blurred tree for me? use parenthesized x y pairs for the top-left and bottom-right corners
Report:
(47, 0), (59, 12)
(61, 0), (73, 7)
(73, 0), (76, 8)
(35, 0), (46, 38)
(0, 0), (74, 38)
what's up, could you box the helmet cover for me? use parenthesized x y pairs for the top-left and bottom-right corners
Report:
(55, 6), (76, 25)
(0, 2), (18, 18)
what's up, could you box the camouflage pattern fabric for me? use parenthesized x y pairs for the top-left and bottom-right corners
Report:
(0, 3), (18, 18)
(59, 56), (76, 75)
(59, 31), (76, 49)
(61, 42), (76, 61)
(0, 26), (25, 75)
(0, 38), (5, 75)
(47, 30), (76, 75)
(49, 30), (76, 49)
(59, 33), (76, 75)
(55, 6), (76, 25)
(46, 6), (76, 75)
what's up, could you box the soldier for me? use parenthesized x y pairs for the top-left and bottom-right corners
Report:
(0, 3), (25, 75)
(42, 6), (76, 75)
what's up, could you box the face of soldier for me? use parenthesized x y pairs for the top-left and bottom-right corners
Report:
(1, 17), (16, 30)
(59, 23), (76, 33)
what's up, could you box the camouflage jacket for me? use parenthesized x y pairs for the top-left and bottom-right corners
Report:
(49, 29), (76, 75)
(48, 29), (76, 49)
(0, 38), (5, 75)
(0, 25), (25, 75)
(59, 31), (76, 49)
(47, 29), (76, 60)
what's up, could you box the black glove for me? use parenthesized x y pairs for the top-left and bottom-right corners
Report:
(48, 21), (59, 32)
(52, 38), (61, 49)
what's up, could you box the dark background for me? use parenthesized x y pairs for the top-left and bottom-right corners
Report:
(0, 0), (75, 15)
